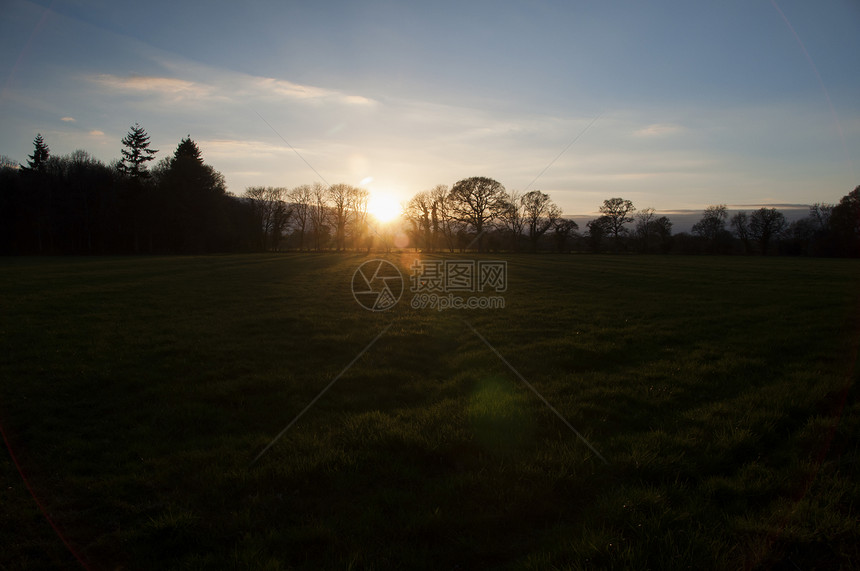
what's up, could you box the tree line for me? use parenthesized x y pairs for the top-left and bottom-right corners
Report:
(0, 126), (259, 254)
(1, 127), (858, 256)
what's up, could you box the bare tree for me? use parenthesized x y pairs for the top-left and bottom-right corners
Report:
(430, 184), (457, 252)
(731, 211), (752, 254)
(327, 183), (352, 251)
(244, 186), (291, 250)
(553, 218), (579, 253)
(404, 190), (435, 251)
(498, 190), (525, 251)
(309, 182), (329, 250)
(598, 197), (635, 245)
(448, 176), (507, 252)
(749, 207), (787, 255)
(348, 186), (370, 250)
(691, 204), (728, 241)
(634, 207), (656, 252)
(288, 184), (312, 251)
(809, 202), (834, 231)
(520, 190), (561, 252)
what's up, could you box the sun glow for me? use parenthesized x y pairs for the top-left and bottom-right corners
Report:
(368, 192), (401, 223)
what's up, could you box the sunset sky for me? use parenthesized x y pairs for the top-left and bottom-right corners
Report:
(1, 0), (858, 216)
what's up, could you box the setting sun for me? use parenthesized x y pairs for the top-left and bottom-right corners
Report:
(368, 192), (401, 223)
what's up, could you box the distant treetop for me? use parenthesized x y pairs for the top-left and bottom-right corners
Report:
(172, 136), (203, 165)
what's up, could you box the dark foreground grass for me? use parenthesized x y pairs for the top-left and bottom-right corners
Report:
(1, 253), (858, 570)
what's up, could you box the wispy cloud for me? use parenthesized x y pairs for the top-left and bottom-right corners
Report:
(632, 123), (685, 137)
(60, 116), (76, 122)
(252, 77), (376, 106)
(90, 73), (214, 102)
(88, 130), (105, 136)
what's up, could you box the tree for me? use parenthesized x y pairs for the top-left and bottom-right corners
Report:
(287, 185), (312, 250)
(404, 190), (435, 251)
(651, 216), (674, 253)
(155, 136), (228, 252)
(26, 134), (50, 172)
(586, 216), (610, 253)
(119, 123), (158, 178)
(430, 184), (457, 252)
(326, 183), (367, 251)
(498, 190), (525, 251)
(327, 183), (351, 251)
(244, 186), (291, 251)
(521, 190), (561, 252)
(553, 218), (579, 253)
(829, 185), (860, 257)
(448, 176), (507, 251)
(309, 182), (329, 250)
(691, 204), (727, 241)
(810, 203), (834, 231)
(749, 207), (787, 255)
(730, 212), (752, 254)
(0, 155), (18, 169)
(348, 186), (370, 250)
(598, 197), (635, 246)
(634, 207), (656, 252)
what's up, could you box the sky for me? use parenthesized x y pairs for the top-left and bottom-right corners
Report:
(1, 0), (858, 218)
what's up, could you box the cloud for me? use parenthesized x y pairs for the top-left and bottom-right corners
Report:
(196, 138), (297, 159)
(90, 73), (214, 102)
(89, 130), (105, 136)
(632, 123), (685, 137)
(251, 77), (376, 106)
(61, 116), (76, 122)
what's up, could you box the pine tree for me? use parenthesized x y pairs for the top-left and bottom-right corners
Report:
(26, 133), (50, 172)
(120, 123), (158, 178)
(171, 136), (203, 166)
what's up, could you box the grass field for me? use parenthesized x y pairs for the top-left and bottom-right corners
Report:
(1, 253), (859, 570)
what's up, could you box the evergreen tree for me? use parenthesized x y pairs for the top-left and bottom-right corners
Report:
(26, 133), (50, 172)
(171, 136), (203, 166)
(119, 123), (158, 178)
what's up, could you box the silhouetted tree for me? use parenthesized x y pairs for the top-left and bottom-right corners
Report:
(430, 184), (457, 252)
(119, 123), (158, 179)
(731, 212), (752, 254)
(25, 134), (50, 172)
(634, 208), (656, 253)
(598, 197), (635, 249)
(749, 207), (787, 255)
(829, 186), (860, 257)
(288, 184), (313, 250)
(651, 216), (674, 253)
(521, 190), (560, 252)
(498, 190), (525, 251)
(404, 190), (435, 251)
(244, 186), (291, 251)
(586, 216), (610, 253)
(691, 205), (727, 241)
(155, 136), (228, 252)
(348, 186), (370, 250)
(553, 218), (579, 253)
(309, 182), (329, 250)
(448, 176), (506, 252)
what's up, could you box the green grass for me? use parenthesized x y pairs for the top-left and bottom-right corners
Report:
(1, 253), (858, 569)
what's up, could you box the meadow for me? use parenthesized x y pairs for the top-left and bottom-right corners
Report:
(1, 253), (858, 570)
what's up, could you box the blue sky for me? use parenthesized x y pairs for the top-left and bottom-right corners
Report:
(1, 0), (858, 216)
